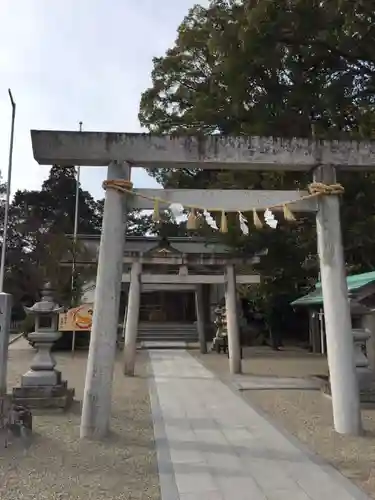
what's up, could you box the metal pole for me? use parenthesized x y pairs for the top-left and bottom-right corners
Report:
(71, 121), (82, 353)
(319, 309), (325, 355)
(0, 90), (16, 292)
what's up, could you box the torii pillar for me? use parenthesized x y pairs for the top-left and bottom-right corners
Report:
(314, 165), (362, 435)
(80, 161), (130, 439)
(195, 285), (208, 354)
(225, 264), (242, 374)
(123, 261), (142, 376)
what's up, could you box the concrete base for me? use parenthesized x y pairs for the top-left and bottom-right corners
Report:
(21, 369), (62, 387)
(321, 376), (375, 405)
(12, 380), (75, 410)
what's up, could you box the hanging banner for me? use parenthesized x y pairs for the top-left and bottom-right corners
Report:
(58, 303), (93, 331)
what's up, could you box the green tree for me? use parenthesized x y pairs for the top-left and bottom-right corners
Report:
(7, 166), (102, 309)
(126, 208), (187, 237)
(30, 165), (102, 234)
(6, 166), (184, 310)
(138, 0), (375, 337)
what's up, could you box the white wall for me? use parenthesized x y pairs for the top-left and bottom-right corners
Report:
(81, 280), (96, 303)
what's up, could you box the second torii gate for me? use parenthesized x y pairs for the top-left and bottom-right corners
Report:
(121, 250), (261, 376)
(31, 131), (375, 440)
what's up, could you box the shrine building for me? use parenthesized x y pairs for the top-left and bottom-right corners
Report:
(64, 234), (262, 345)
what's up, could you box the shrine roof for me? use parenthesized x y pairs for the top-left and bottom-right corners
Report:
(291, 271), (375, 307)
(72, 234), (236, 255)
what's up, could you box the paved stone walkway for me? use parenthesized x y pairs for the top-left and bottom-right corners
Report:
(8, 336), (30, 350)
(148, 349), (370, 500)
(232, 375), (322, 391)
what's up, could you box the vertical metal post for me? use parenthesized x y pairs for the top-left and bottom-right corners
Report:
(71, 121), (82, 353)
(319, 309), (325, 355)
(0, 90), (16, 292)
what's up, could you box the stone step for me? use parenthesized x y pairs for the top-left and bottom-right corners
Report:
(138, 323), (197, 331)
(138, 335), (198, 342)
(124, 322), (199, 346)
(138, 328), (197, 334)
(140, 341), (191, 349)
(138, 331), (198, 336)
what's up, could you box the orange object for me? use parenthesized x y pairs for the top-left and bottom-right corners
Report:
(59, 303), (93, 331)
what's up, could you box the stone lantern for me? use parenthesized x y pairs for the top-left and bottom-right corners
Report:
(322, 300), (375, 403)
(349, 300), (373, 390)
(12, 283), (75, 409)
(210, 305), (228, 353)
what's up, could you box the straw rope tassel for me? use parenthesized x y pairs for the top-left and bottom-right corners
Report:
(187, 209), (198, 230)
(101, 179), (345, 232)
(152, 199), (160, 222)
(283, 204), (296, 222)
(253, 209), (263, 229)
(220, 211), (228, 233)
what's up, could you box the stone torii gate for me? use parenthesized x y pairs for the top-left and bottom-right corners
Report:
(31, 131), (375, 440)
(121, 250), (261, 377)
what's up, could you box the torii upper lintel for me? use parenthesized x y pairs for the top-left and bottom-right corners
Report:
(30, 130), (375, 171)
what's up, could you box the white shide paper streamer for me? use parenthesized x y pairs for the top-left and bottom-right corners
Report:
(264, 209), (278, 229)
(238, 212), (249, 235)
(169, 203), (184, 218)
(203, 210), (218, 230)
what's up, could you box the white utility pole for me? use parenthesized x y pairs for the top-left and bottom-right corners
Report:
(0, 90), (16, 292)
(71, 121), (82, 352)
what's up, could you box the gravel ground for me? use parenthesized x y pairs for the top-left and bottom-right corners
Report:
(1, 347), (160, 500)
(193, 346), (375, 499)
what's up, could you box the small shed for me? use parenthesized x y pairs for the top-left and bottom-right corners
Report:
(291, 271), (375, 353)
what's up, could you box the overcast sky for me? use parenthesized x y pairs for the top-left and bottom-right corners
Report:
(0, 0), (207, 200)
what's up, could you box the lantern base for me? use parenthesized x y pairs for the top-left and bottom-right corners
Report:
(12, 380), (75, 410)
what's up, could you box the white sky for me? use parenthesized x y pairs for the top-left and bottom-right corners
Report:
(0, 0), (207, 200)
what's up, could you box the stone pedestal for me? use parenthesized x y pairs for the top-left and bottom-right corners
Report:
(362, 312), (375, 372)
(353, 328), (372, 389)
(211, 304), (226, 353)
(12, 284), (74, 410)
(352, 328), (375, 404)
(21, 331), (61, 386)
(322, 325), (375, 405)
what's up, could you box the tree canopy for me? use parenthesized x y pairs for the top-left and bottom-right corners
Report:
(139, 0), (375, 333)
(4, 166), (103, 310)
(140, 0), (375, 139)
(1, 165), (184, 315)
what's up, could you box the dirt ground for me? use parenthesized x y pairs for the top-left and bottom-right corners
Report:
(193, 346), (375, 499)
(5, 341), (375, 498)
(1, 347), (160, 500)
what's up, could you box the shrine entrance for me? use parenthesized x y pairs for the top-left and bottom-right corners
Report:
(139, 291), (195, 323)
(31, 130), (375, 439)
